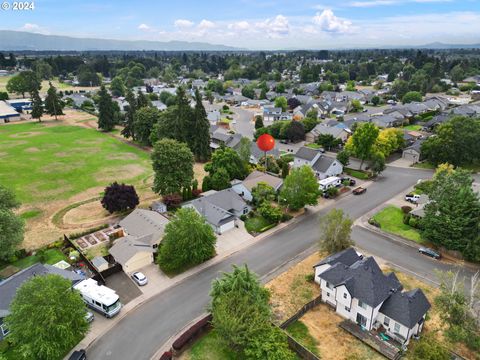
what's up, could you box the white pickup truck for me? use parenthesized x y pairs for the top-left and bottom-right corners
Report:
(405, 193), (421, 203)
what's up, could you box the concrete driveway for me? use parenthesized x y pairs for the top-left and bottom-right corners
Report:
(215, 221), (253, 255)
(105, 271), (142, 305)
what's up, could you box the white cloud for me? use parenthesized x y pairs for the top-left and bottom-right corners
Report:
(228, 21), (250, 32)
(174, 19), (194, 29)
(21, 23), (49, 34)
(138, 23), (151, 31)
(255, 15), (290, 38)
(198, 19), (216, 30)
(313, 10), (352, 33)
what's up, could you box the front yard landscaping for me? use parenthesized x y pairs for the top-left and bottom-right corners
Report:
(403, 124), (423, 131)
(372, 206), (424, 244)
(345, 167), (371, 180)
(244, 215), (275, 233)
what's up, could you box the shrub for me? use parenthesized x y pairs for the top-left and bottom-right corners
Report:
(258, 203), (282, 223)
(162, 194), (182, 210)
(240, 214), (247, 221)
(326, 187), (339, 198)
(281, 213), (293, 222)
(172, 314), (212, 350)
(305, 273), (315, 283)
(368, 217), (381, 228)
(401, 205), (413, 214)
(403, 213), (411, 225)
(409, 216), (422, 229)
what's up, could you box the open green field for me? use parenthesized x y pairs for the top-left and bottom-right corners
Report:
(0, 122), (152, 204)
(373, 206), (424, 244)
(0, 75), (99, 94)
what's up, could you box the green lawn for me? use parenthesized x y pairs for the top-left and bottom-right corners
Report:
(0, 75), (99, 93)
(0, 123), (152, 204)
(0, 249), (68, 272)
(244, 215), (274, 233)
(345, 167), (370, 180)
(413, 162), (436, 170)
(403, 125), (422, 131)
(187, 330), (244, 360)
(286, 321), (319, 356)
(305, 143), (322, 149)
(19, 208), (43, 220)
(373, 206), (424, 244)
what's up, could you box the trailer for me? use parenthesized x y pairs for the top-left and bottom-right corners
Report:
(318, 176), (341, 192)
(73, 278), (121, 318)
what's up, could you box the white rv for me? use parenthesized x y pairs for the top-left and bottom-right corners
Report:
(318, 176), (341, 192)
(73, 278), (121, 318)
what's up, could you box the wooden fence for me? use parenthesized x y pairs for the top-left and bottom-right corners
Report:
(280, 295), (323, 330)
(285, 332), (321, 360)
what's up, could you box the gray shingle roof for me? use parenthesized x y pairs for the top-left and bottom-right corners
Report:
(313, 247), (362, 268)
(320, 256), (403, 308)
(380, 289), (431, 328)
(294, 146), (320, 161)
(312, 156), (336, 173)
(0, 263), (84, 317)
(108, 235), (155, 266)
(240, 170), (283, 191)
(119, 209), (169, 244)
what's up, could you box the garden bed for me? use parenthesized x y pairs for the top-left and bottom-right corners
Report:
(344, 167), (371, 180)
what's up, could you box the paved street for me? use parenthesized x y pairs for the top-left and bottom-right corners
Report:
(87, 165), (477, 360)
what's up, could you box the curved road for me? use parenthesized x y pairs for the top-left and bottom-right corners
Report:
(88, 166), (476, 360)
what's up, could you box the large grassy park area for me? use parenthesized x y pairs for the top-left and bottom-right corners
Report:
(0, 120), (154, 249)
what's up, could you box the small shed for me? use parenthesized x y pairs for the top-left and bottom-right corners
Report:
(92, 256), (109, 272)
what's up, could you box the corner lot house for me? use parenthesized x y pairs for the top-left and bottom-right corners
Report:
(231, 170), (283, 202)
(293, 147), (343, 180)
(314, 248), (431, 346)
(109, 209), (169, 273)
(0, 263), (84, 340)
(402, 139), (424, 164)
(183, 189), (251, 234)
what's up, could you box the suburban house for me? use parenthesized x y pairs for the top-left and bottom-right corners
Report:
(293, 147), (343, 179)
(263, 106), (292, 122)
(402, 139), (424, 164)
(305, 124), (350, 144)
(183, 189), (251, 234)
(207, 110), (221, 124)
(231, 170), (283, 202)
(314, 248), (431, 346)
(210, 129), (243, 150)
(109, 209), (169, 273)
(0, 263), (84, 340)
(248, 141), (281, 164)
(370, 114), (405, 128)
(0, 101), (21, 123)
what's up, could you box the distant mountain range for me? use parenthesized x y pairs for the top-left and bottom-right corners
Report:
(409, 42), (480, 49)
(0, 30), (241, 51)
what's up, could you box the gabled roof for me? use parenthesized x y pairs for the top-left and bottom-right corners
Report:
(0, 263), (84, 317)
(310, 124), (348, 139)
(109, 235), (155, 266)
(404, 139), (424, 154)
(238, 170), (283, 191)
(249, 141), (281, 161)
(380, 289), (431, 328)
(119, 209), (169, 244)
(312, 156), (337, 173)
(319, 256), (403, 308)
(313, 247), (362, 268)
(294, 146), (320, 161)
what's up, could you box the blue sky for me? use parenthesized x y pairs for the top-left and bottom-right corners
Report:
(1, 0), (479, 49)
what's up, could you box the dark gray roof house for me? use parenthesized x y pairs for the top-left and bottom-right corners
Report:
(313, 247), (362, 268)
(0, 263), (84, 337)
(119, 209), (169, 245)
(294, 146), (320, 162)
(379, 289), (431, 329)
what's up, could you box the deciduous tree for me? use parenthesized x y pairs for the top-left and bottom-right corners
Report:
(0, 185), (24, 261)
(158, 207), (216, 273)
(205, 146), (248, 181)
(280, 166), (318, 210)
(151, 139), (194, 195)
(101, 182), (139, 214)
(5, 275), (89, 360)
(319, 209), (353, 253)
(274, 96), (287, 112)
(345, 122), (379, 169)
(134, 107), (160, 145)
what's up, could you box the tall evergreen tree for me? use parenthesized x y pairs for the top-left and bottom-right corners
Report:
(30, 89), (44, 123)
(121, 89), (137, 140)
(44, 82), (64, 120)
(136, 90), (149, 108)
(175, 86), (191, 142)
(191, 89), (211, 161)
(97, 85), (116, 132)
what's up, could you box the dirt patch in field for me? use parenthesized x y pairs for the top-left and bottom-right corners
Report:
(40, 162), (80, 173)
(41, 143), (61, 150)
(74, 138), (106, 145)
(24, 147), (41, 153)
(96, 164), (146, 182)
(0, 151), (8, 157)
(63, 200), (114, 227)
(105, 153), (139, 161)
(9, 131), (43, 138)
(0, 140), (28, 148)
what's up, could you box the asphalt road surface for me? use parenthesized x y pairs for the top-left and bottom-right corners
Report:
(88, 166), (476, 360)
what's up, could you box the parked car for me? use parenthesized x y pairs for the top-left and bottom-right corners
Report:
(68, 349), (87, 360)
(85, 311), (95, 323)
(131, 272), (148, 286)
(352, 187), (367, 195)
(418, 247), (441, 259)
(405, 193), (421, 203)
(341, 177), (356, 186)
(280, 139), (288, 144)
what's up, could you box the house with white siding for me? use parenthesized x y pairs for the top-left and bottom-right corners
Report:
(293, 147), (343, 180)
(314, 248), (431, 346)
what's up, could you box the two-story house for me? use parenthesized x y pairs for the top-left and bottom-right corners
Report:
(293, 147), (343, 180)
(314, 248), (431, 346)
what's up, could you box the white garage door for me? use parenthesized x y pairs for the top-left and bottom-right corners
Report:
(218, 220), (235, 234)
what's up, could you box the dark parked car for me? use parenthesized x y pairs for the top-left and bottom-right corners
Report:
(352, 187), (366, 195)
(341, 177), (356, 186)
(68, 350), (87, 360)
(418, 247), (441, 259)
